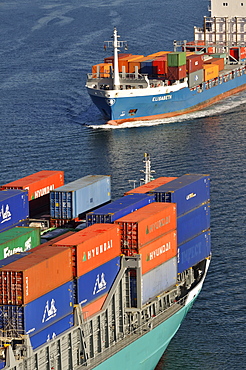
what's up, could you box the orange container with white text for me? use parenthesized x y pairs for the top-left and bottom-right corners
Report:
(54, 223), (121, 276)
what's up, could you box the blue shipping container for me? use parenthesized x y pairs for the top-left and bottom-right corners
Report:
(29, 313), (74, 350)
(140, 60), (154, 75)
(151, 174), (210, 216)
(177, 202), (210, 245)
(0, 190), (29, 232)
(177, 230), (211, 273)
(50, 175), (111, 219)
(86, 193), (155, 226)
(0, 281), (74, 336)
(76, 256), (121, 306)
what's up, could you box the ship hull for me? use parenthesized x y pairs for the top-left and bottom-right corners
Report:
(87, 70), (246, 125)
(94, 258), (210, 370)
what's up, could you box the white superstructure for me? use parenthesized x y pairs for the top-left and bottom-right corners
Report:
(194, 0), (246, 48)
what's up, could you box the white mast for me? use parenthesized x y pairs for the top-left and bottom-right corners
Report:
(113, 27), (120, 89)
(140, 153), (155, 184)
(104, 28), (128, 90)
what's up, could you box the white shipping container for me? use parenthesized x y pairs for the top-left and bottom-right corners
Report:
(50, 175), (111, 219)
(142, 257), (177, 304)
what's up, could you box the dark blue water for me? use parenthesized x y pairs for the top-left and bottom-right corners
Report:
(1, 1), (246, 369)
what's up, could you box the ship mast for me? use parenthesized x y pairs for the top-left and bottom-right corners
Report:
(140, 153), (155, 184)
(104, 28), (128, 90)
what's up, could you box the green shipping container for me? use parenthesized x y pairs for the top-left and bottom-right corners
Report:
(167, 52), (186, 67)
(0, 227), (40, 260)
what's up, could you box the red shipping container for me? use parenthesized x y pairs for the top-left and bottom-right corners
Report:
(186, 54), (204, 73)
(81, 293), (107, 320)
(0, 245), (73, 305)
(1, 170), (64, 201)
(54, 223), (121, 276)
(115, 203), (176, 254)
(124, 177), (177, 195)
(140, 230), (177, 274)
(240, 47), (246, 60)
(167, 65), (186, 80)
(153, 56), (168, 75)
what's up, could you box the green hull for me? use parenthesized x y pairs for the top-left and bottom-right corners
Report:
(95, 295), (196, 370)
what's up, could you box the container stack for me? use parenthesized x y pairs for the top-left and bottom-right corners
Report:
(150, 174), (211, 274)
(0, 245), (74, 349)
(0, 190), (29, 232)
(86, 193), (155, 227)
(1, 171), (64, 218)
(186, 54), (204, 88)
(124, 176), (177, 195)
(114, 202), (178, 305)
(54, 223), (122, 319)
(50, 175), (111, 227)
(167, 52), (187, 81)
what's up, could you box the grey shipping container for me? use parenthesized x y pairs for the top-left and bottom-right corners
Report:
(142, 257), (177, 304)
(50, 175), (111, 220)
(188, 68), (204, 88)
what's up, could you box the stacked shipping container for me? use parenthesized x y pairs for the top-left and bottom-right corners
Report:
(86, 193), (155, 226)
(1, 171), (64, 217)
(0, 190), (29, 233)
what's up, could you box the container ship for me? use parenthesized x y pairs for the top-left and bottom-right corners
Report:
(86, 0), (246, 125)
(0, 155), (211, 369)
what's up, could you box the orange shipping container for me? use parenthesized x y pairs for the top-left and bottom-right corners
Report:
(81, 293), (107, 320)
(115, 203), (176, 254)
(92, 63), (112, 77)
(124, 177), (177, 195)
(204, 57), (224, 71)
(128, 57), (152, 74)
(118, 55), (144, 73)
(1, 170), (64, 201)
(31, 231), (76, 251)
(0, 245), (73, 305)
(54, 223), (121, 276)
(203, 64), (219, 81)
(147, 51), (170, 58)
(140, 230), (177, 274)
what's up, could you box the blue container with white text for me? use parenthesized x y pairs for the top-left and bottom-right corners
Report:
(177, 202), (210, 245)
(0, 281), (74, 336)
(177, 231), (211, 273)
(151, 174), (210, 216)
(29, 313), (74, 350)
(0, 190), (29, 232)
(76, 256), (121, 306)
(86, 193), (155, 226)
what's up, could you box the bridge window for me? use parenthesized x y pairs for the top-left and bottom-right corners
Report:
(222, 2), (228, 6)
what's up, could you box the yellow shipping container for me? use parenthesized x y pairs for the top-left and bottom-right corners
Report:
(92, 63), (112, 78)
(203, 64), (219, 81)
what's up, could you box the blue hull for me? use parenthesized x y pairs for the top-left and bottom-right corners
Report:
(88, 69), (246, 124)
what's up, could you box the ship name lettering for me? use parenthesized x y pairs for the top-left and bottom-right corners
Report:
(152, 95), (172, 102)
(87, 240), (112, 260)
(148, 216), (170, 233)
(149, 242), (171, 260)
(35, 184), (55, 199)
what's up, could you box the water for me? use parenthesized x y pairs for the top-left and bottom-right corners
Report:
(1, 0), (246, 369)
